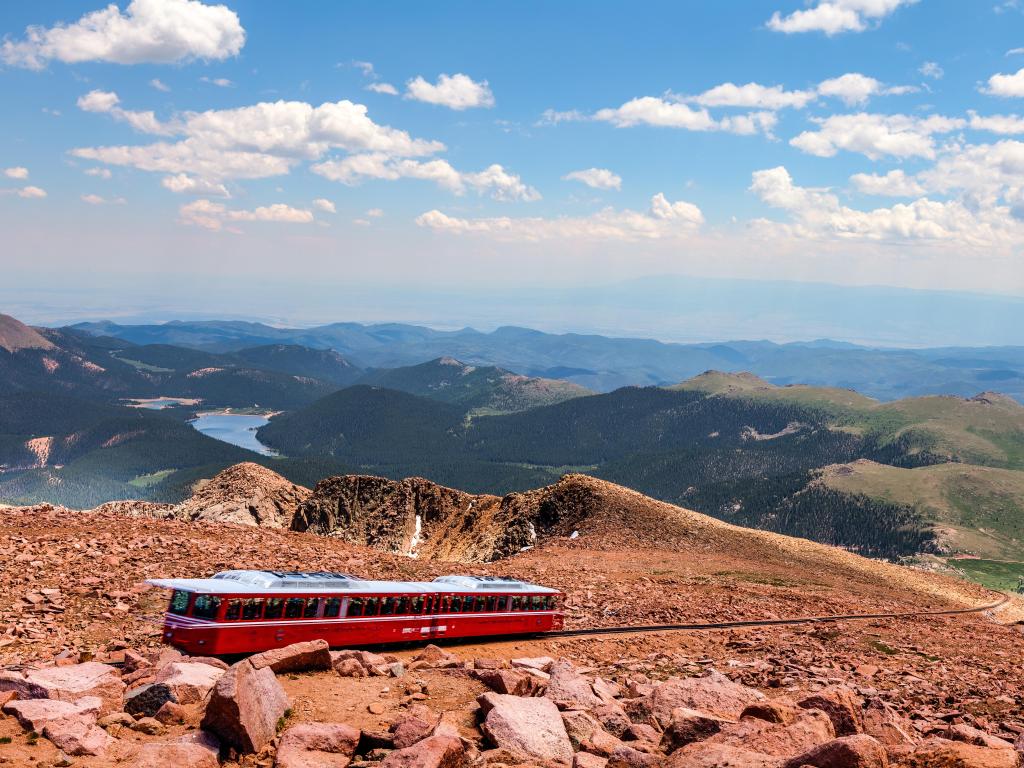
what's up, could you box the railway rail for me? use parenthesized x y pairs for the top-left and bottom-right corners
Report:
(541, 596), (1011, 639)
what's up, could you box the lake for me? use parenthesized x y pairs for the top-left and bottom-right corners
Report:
(190, 412), (276, 456)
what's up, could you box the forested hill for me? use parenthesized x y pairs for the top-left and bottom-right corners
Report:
(256, 373), (1024, 562)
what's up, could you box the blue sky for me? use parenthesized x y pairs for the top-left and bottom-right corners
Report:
(3, 0), (1024, 342)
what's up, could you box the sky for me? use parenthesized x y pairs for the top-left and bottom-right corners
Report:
(2, 0), (1024, 344)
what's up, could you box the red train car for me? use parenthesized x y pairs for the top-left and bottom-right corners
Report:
(147, 570), (564, 655)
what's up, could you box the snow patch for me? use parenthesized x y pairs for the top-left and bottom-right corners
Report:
(406, 514), (423, 559)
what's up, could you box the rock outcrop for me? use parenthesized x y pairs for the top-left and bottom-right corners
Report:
(171, 462), (310, 528)
(200, 659), (290, 753)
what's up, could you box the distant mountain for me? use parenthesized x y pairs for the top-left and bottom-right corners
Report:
(70, 318), (1024, 402)
(232, 344), (361, 386)
(0, 313), (54, 354)
(357, 357), (591, 414)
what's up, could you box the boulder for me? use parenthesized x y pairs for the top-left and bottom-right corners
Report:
(335, 658), (368, 678)
(511, 656), (555, 672)
(606, 744), (663, 767)
(944, 725), (1015, 751)
(380, 734), (467, 768)
(275, 722), (361, 768)
(391, 709), (438, 749)
(563, 710), (608, 751)
(250, 639), (332, 674)
(125, 682), (178, 717)
(154, 661), (225, 704)
(661, 707), (724, 752)
(783, 734), (887, 768)
(712, 710), (836, 758)
(742, 700), (802, 725)
(898, 738), (1020, 768)
(576, 753), (610, 768)
(42, 716), (112, 757)
(201, 659), (290, 753)
(479, 692), (574, 763)
(473, 668), (540, 696)
(594, 703), (633, 739)
(798, 687), (864, 737)
(666, 742), (784, 768)
(130, 730), (221, 768)
(132, 716), (165, 735)
(645, 671), (766, 726)
(9, 662), (125, 716)
(862, 700), (916, 748)
(154, 701), (190, 725)
(2, 695), (102, 732)
(546, 661), (603, 711)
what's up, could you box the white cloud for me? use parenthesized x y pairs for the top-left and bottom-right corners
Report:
(160, 173), (229, 196)
(562, 168), (622, 190)
(693, 82), (816, 110)
(366, 82), (398, 96)
(200, 76), (233, 87)
(767, 0), (918, 35)
(968, 111), (1024, 134)
(816, 73), (914, 105)
(1008, 48), (1024, 56)
(415, 193), (703, 242)
(81, 193), (125, 205)
(537, 109), (587, 125)
(2, 0), (245, 69)
(150, 78), (170, 92)
(84, 167), (113, 179)
(405, 73), (495, 110)
(4, 167), (29, 180)
(312, 154), (539, 201)
(790, 112), (965, 159)
(593, 96), (776, 135)
(76, 89), (175, 135)
(984, 67), (1024, 97)
(366, 208), (384, 217)
(179, 199), (314, 231)
(919, 61), (943, 79)
(16, 186), (47, 199)
(850, 169), (925, 196)
(751, 164), (1023, 248)
(312, 198), (336, 213)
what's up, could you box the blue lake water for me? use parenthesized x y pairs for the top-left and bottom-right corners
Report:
(190, 413), (276, 455)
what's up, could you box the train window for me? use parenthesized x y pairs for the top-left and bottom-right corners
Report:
(546, 596), (556, 610)
(192, 595), (221, 620)
(531, 596), (544, 611)
(347, 598), (364, 617)
(381, 597), (396, 616)
(510, 596), (521, 611)
(285, 598), (304, 619)
(412, 596), (424, 614)
(242, 599), (263, 620)
(324, 598), (342, 618)
(450, 595), (462, 613)
(396, 597), (409, 614)
(304, 598), (319, 618)
(169, 590), (190, 615)
(486, 596), (497, 612)
(474, 597), (486, 612)
(265, 598), (284, 619)
(464, 597), (476, 612)
(225, 599), (241, 620)
(496, 596), (507, 611)
(364, 598), (379, 616)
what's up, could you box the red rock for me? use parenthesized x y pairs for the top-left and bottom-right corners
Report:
(624, 723), (660, 743)
(783, 734), (887, 768)
(42, 715), (112, 757)
(276, 722), (360, 768)
(511, 656), (555, 672)
(898, 738), (1019, 768)
(473, 668), (540, 696)
(862, 700), (916, 748)
(563, 710), (610, 751)
(335, 657), (369, 678)
(576, 753), (610, 768)
(546, 661), (603, 711)
(130, 730), (220, 768)
(250, 639), (332, 674)
(742, 700), (802, 725)
(18, 662), (126, 716)
(667, 741), (784, 767)
(944, 725), (1014, 750)
(661, 707), (724, 752)
(594, 703), (633, 738)
(201, 659), (290, 753)
(380, 734), (466, 768)
(479, 692), (574, 763)
(713, 710), (836, 757)
(645, 671), (766, 726)
(154, 661), (225, 704)
(606, 744), (663, 767)
(2, 695), (102, 731)
(154, 701), (190, 725)
(798, 687), (864, 737)
(392, 711), (438, 749)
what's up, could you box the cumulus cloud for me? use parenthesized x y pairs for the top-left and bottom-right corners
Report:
(752, 164), (1024, 248)
(405, 73), (495, 110)
(72, 97), (447, 184)
(767, 0), (918, 35)
(17, 186), (47, 198)
(984, 67), (1024, 97)
(693, 82), (816, 110)
(150, 78), (170, 92)
(415, 193), (703, 242)
(2, 0), (245, 69)
(76, 89), (175, 135)
(593, 96), (777, 135)
(312, 198), (336, 213)
(790, 112), (965, 159)
(366, 207), (384, 217)
(200, 76), (233, 87)
(4, 167), (29, 180)
(816, 73), (914, 106)
(366, 82), (398, 96)
(85, 167), (113, 179)
(160, 173), (229, 196)
(968, 111), (1024, 135)
(179, 199), (314, 230)
(562, 168), (622, 190)
(919, 61), (943, 79)
(312, 154), (540, 201)
(81, 193), (125, 205)
(850, 169), (925, 196)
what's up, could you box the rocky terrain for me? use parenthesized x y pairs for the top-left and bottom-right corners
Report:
(0, 463), (1023, 766)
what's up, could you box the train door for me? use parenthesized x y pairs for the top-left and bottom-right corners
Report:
(423, 594), (448, 639)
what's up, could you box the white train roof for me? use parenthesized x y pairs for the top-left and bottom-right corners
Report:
(146, 570), (558, 595)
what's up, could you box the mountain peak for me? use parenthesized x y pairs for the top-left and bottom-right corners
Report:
(672, 370), (774, 394)
(0, 313), (55, 354)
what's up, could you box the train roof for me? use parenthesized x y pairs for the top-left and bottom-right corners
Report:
(146, 570), (559, 596)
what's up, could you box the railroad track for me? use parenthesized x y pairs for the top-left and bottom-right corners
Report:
(542, 596), (1011, 639)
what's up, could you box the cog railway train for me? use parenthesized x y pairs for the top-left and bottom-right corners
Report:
(148, 570), (565, 655)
